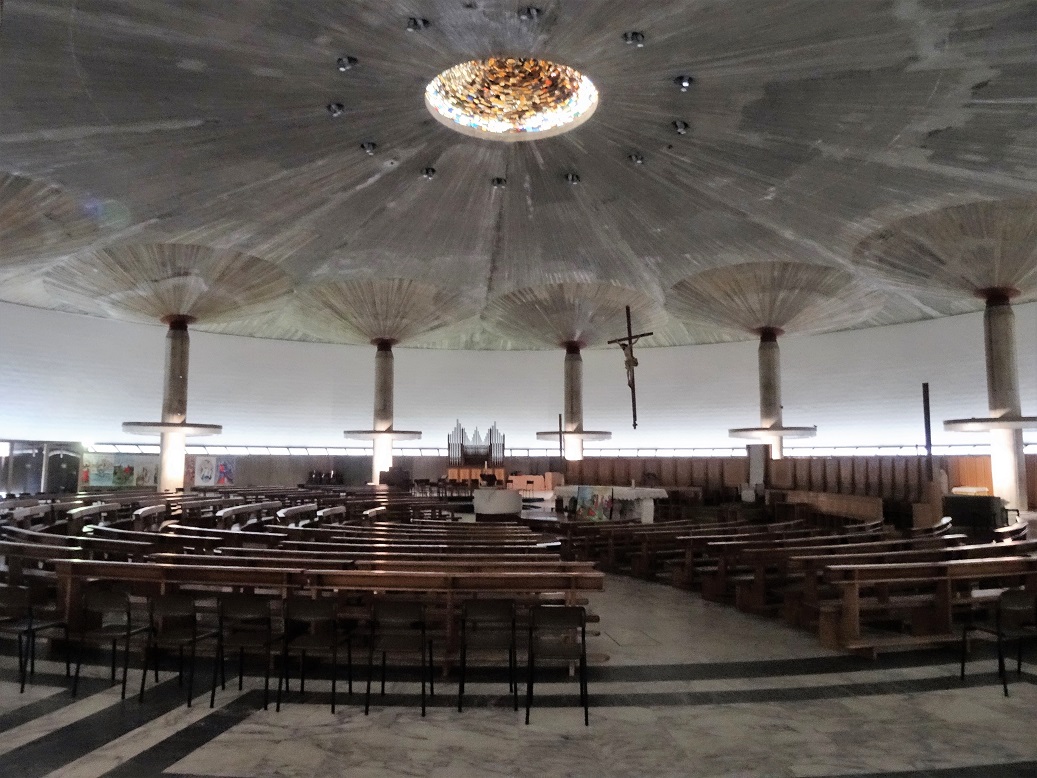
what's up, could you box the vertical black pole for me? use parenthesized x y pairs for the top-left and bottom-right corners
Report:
(557, 413), (564, 460)
(922, 382), (933, 481)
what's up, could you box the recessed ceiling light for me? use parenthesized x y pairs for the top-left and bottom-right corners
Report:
(673, 120), (689, 135)
(518, 6), (542, 20)
(360, 141), (377, 155)
(337, 56), (358, 71)
(491, 177), (507, 188)
(565, 172), (580, 185)
(327, 102), (344, 117)
(622, 31), (645, 47)
(407, 17), (430, 31)
(422, 167), (436, 179)
(674, 75), (694, 91)
(628, 151), (645, 164)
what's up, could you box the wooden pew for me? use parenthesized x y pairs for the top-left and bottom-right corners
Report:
(212, 546), (564, 564)
(163, 524), (288, 549)
(213, 501), (283, 529)
(84, 525), (222, 554)
(820, 556), (1037, 653)
(787, 539), (1037, 627)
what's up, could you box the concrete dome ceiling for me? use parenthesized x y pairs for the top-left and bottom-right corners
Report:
(1, 0), (1036, 348)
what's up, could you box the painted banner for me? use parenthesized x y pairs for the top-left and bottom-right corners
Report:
(194, 456), (216, 487)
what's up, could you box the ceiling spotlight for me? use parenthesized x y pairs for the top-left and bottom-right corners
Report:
(564, 172), (580, 185)
(491, 177), (507, 189)
(337, 56), (358, 71)
(326, 102), (344, 117)
(518, 6), (542, 20)
(360, 141), (377, 155)
(628, 151), (645, 164)
(422, 167), (436, 179)
(407, 17), (431, 31)
(674, 75), (694, 91)
(622, 31), (645, 47)
(673, 120), (689, 135)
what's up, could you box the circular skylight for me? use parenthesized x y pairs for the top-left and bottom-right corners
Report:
(425, 57), (598, 141)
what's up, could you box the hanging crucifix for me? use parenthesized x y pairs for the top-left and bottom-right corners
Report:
(607, 305), (653, 428)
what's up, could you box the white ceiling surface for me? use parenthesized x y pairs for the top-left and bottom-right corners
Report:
(2, 301), (1034, 449)
(1, 1), (1036, 349)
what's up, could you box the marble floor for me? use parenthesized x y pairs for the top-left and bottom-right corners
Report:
(0, 576), (1034, 778)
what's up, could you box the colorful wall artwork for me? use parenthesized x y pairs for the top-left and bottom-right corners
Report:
(81, 453), (158, 488)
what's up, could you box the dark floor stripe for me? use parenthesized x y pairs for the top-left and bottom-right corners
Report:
(842, 762), (1037, 777)
(0, 672), (109, 733)
(100, 691), (262, 778)
(0, 676), (196, 778)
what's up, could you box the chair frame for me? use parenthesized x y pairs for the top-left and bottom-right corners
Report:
(71, 588), (148, 699)
(960, 587), (1037, 696)
(365, 600), (434, 717)
(139, 593), (217, 707)
(457, 598), (517, 712)
(525, 604), (589, 726)
(275, 596), (349, 713)
(210, 594), (281, 710)
(0, 585), (69, 693)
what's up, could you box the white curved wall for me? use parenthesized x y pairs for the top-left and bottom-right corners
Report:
(1, 300), (1034, 449)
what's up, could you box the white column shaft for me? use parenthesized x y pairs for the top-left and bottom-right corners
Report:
(563, 347), (584, 461)
(159, 324), (190, 493)
(371, 344), (395, 483)
(759, 336), (783, 460)
(984, 301), (1027, 510)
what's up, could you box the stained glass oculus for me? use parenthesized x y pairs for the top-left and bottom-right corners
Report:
(425, 57), (598, 140)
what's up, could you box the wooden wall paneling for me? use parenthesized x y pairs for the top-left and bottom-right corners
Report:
(706, 458), (724, 496)
(691, 458), (708, 488)
(851, 457), (865, 495)
(878, 457), (894, 498)
(769, 458), (794, 489)
(892, 457), (909, 500)
(835, 458), (852, 494)
(904, 457), (921, 502)
(1027, 454), (1037, 508)
(810, 459), (826, 491)
(825, 458), (841, 493)
(722, 458), (747, 487)
(794, 458), (812, 491)
(627, 457), (646, 486)
(676, 457), (693, 487)
(657, 457), (676, 486)
(863, 457), (880, 496)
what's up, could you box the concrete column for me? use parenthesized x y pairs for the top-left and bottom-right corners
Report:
(371, 339), (396, 483)
(983, 292), (1027, 510)
(158, 316), (190, 493)
(758, 328), (784, 460)
(563, 341), (584, 461)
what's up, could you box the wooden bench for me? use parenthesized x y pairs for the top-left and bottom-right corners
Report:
(786, 539), (1037, 628)
(84, 525), (222, 554)
(213, 501), (284, 529)
(820, 556), (1037, 653)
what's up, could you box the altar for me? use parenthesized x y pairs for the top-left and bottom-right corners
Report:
(554, 485), (669, 523)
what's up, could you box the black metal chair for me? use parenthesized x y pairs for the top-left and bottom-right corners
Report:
(0, 585), (69, 692)
(139, 594), (217, 706)
(458, 599), (517, 712)
(276, 596), (349, 713)
(71, 588), (148, 698)
(210, 594), (281, 709)
(365, 600), (433, 716)
(961, 587), (1037, 696)
(526, 604), (589, 726)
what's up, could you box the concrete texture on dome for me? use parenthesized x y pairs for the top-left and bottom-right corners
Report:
(854, 198), (1037, 301)
(666, 262), (880, 337)
(44, 243), (293, 324)
(1, 0), (1035, 347)
(294, 278), (478, 345)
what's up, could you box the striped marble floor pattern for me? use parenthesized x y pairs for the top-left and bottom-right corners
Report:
(0, 575), (1034, 778)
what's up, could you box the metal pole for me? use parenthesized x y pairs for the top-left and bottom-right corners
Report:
(922, 382), (933, 482)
